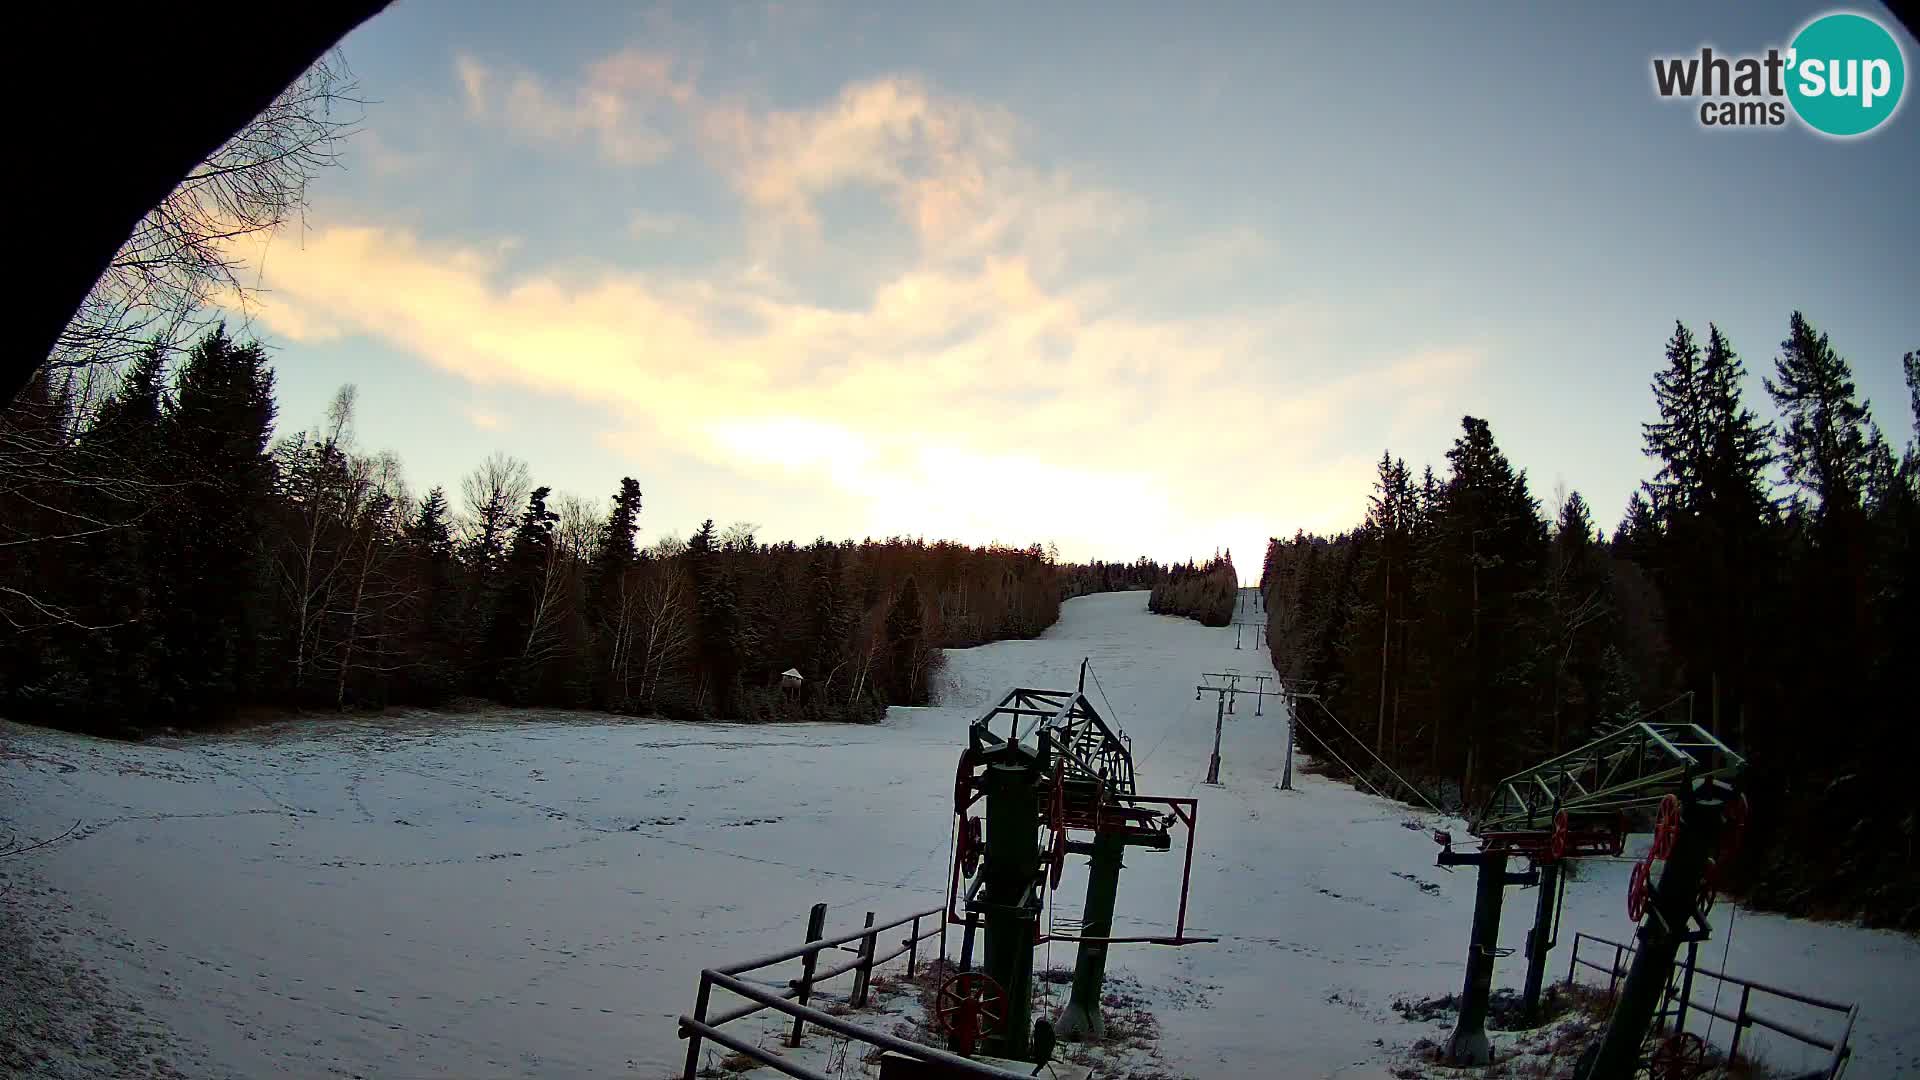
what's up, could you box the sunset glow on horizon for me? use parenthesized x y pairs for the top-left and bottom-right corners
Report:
(241, 3), (1917, 581)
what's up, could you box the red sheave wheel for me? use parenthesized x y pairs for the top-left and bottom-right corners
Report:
(1627, 857), (1652, 922)
(936, 970), (1006, 1057)
(958, 816), (984, 878)
(1649, 1031), (1707, 1079)
(954, 749), (977, 816)
(1652, 794), (1682, 860)
(1550, 810), (1570, 859)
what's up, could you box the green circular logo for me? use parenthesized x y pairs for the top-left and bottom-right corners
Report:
(1787, 12), (1906, 136)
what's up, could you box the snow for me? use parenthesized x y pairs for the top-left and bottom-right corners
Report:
(2, 590), (1917, 1079)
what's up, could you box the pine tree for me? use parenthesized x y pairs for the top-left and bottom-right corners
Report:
(1612, 492), (1660, 562)
(487, 486), (562, 702)
(1429, 416), (1548, 797)
(687, 518), (744, 715)
(66, 350), (171, 721)
(1544, 491), (1609, 751)
(1767, 311), (1875, 519)
(403, 487), (460, 700)
(588, 478), (642, 707)
(147, 326), (278, 723)
(1697, 325), (1776, 520)
(884, 576), (927, 703)
(1642, 321), (1706, 519)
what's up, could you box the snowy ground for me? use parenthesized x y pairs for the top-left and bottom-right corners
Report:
(1, 590), (1916, 1079)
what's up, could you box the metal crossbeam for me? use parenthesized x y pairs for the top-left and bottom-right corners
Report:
(970, 687), (1137, 798)
(1473, 722), (1745, 836)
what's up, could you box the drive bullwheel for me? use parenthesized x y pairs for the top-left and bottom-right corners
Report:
(957, 816), (984, 878)
(1648, 1031), (1708, 1079)
(1652, 794), (1682, 860)
(936, 971), (1006, 1057)
(1627, 857), (1652, 922)
(953, 748), (979, 816)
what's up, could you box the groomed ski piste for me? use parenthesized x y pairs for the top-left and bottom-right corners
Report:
(1, 591), (1916, 1078)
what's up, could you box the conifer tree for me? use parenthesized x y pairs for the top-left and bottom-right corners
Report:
(1768, 311), (1876, 520)
(885, 576), (928, 703)
(148, 326), (277, 721)
(1642, 321), (1706, 518)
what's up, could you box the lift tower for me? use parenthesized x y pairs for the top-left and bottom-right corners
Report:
(947, 668), (1211, 1060)
(1433, 719), (1746, 1071)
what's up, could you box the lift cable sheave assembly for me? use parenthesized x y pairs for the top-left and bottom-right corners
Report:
(1432, 718), (1748, 1076)
(943, 663), (1213, 1063)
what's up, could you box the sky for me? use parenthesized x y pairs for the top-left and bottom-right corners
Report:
(233, 1), (1920, 581)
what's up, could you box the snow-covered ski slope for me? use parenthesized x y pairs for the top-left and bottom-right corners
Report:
(1, 590), (1915, 1078)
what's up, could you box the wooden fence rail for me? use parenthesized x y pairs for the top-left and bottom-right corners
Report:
(679, 900), (952, 1080)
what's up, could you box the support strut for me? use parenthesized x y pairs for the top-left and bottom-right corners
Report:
(980, 760), (1041, 1060)
(1578, 779), (1730, 1080)
(1447, 851), (1507, 1065)
(1054, 828), (1125, 1040)
(1521, 860), (1562, 1023)
(1440, 849), (1536, 1065)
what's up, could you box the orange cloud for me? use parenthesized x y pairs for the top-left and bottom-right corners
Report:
(455, 52), (674, 165)
(231, 51), (1484, 564)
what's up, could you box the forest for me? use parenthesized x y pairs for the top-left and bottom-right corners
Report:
(1061, 557), (1168, 599)
(0, 328), (1123, 734)
(1262, 313), (1919, 929)
(1147, 555), (1239, 626)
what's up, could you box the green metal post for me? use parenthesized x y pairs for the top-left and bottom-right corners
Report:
(1279, 695), (1296, 790)
(1206, 693), (1225, 784)
(1521, 860), (1561, 1023)
(981, 760), (1039, 1060)
(1054, 828), (1126, 1040)
(1446, 850), (1509, 1065)
(1579, 782), (1728, 1080)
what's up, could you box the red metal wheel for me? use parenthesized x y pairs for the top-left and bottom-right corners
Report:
(1627, 858), (1652, 922)
(1652, 794), (1682, 860)
(1550, 810), (1570, 860)
(936, 970), (1006, 1057)
(1047, 825), (1067, 890)
(954, 749), (977, 816)
(1649, 1031), (1708, 1079)
(958, 816), (984, 878)
(1720, 793), (1750, 861)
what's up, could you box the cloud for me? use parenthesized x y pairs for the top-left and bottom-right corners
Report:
(465, 407), (505, 432)
(454, 51), (677, 165)
(236, 51), (1485, 565)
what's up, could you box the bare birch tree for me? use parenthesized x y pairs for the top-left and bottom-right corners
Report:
(459, 452), (531, 570)
(49, 54), (362, 373)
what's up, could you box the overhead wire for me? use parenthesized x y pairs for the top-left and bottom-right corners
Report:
(1287, 715), (1393, 803)
(1308, 697), (1449, 819)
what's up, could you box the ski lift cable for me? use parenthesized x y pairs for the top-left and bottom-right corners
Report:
(1289, 717), (1394, 803)
(1308, 697), (1448, 819)
(1136, 685), (1203, 768)
(1088, 664), (1123, 736)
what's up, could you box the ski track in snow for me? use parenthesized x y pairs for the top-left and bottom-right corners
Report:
(2, 591), (1917, 1078)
